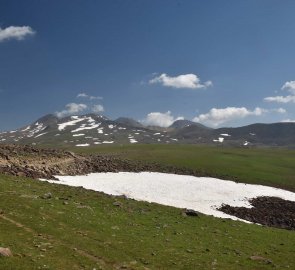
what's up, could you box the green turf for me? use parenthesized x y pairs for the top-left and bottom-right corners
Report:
(73, 144), (295, 192)
(1, 174), (295, 270)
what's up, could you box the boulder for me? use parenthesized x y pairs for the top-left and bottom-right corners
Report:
(183, 209), (200, 217)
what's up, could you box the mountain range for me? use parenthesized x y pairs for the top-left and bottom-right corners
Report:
(1, 114), (295, 148)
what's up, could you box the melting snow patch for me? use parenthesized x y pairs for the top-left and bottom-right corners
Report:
(34, 132), (48, 138)
(41, 172), (295, 222)
(71, 122), (101, 132)
(75, 143), (90, 147)
(220, 134), (231, 137)
(244, 141), (249, 146)
(58, 118), (85, 131)
(129, 139), (138, 143)
(72, 134), (85, 137)
(26, 124), (46, 137)
(102, 141), (114, 144)
(21, 126), (31, 131)
(213, 137), (224, 143)
(87, 117), (95, 123)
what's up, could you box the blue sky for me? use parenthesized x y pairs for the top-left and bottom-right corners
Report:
(1, 0), (295, 130)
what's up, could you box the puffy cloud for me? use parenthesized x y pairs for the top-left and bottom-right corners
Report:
(77, 92), (102, 100)
(92, 104), (104, 113)
(56, 103), (87, 118)
(281, 81), (295, 94)
(193, 107), (267, 127)
(264, 80), (295, 103)
(141, 111), (184, 127)
(0, 26), (35, 42)
(149, 73), (212, 89)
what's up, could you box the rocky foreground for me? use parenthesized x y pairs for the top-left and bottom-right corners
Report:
(1, 144), (295, 230)
(219, 197), (295, 230)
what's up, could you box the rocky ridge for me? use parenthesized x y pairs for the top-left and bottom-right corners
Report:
(0, 144), (217, 180)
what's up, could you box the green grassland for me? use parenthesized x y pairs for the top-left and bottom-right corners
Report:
(1, 144), (295, 269)
(74, 144), (295, 192)
(1, 174), (295, 270)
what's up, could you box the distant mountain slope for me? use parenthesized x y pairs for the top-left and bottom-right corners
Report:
(1, 114), (295, 147)
(169, 119), (210, 130)
(0, 114), (178, 147)
(114, 117), (144, 128)
(215, 123), (295, 146)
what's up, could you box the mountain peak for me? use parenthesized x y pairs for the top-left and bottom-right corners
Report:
(169, 119), (210, 130)
(115, 117), (143, 128)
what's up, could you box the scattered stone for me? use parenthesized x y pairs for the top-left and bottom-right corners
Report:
(0, 247), (13, 257)
(16, 171), (26, 177)
(250, 255), (273, 264)
(41, 192), (52, 199)
(183, 209), (200, 217)
(113, 201), (122, 207)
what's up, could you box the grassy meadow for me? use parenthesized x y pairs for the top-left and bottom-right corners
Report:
(74, 144), (295, 192)
(1, 144), (295, 269)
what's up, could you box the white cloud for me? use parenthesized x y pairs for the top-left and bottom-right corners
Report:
(77, 92), (102, 100)
(141, 111), (184, 127)
(281, 119), (295, 123)
(0, 26), (35, 42)
(56, 103), (87, 118)
(92, 104), (104, 113)
(264, 95), (295, 103)
(77, 93), (88, 98)
(281, 81), (295, 94)
(193, 107), (267, 127)
(273, 108), (287, 114)
(149, 73), (212, 89)
(264, 80), (295, 103)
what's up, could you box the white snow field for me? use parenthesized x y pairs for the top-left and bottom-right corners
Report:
(42, 172), (295, 222)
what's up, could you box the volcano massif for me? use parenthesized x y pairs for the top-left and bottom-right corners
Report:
(1, 114), (295, 147)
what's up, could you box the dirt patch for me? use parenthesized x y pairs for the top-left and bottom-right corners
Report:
(218, 196), (295, 230)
